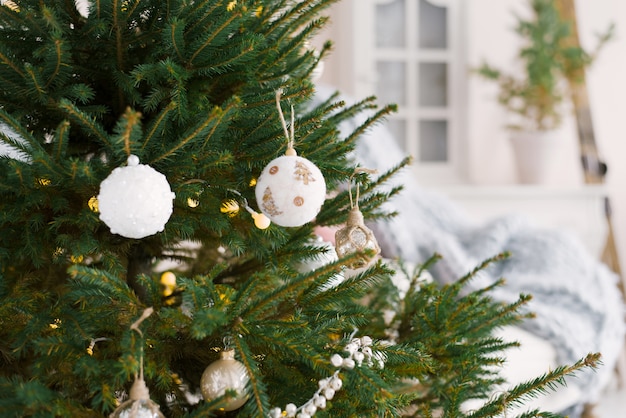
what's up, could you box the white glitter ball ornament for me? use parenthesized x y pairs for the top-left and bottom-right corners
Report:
(98, 155), (175, 239)
(200, 349), (250, 411)
(255, 150), (326, 227)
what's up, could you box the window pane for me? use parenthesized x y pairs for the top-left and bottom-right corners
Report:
(419, 120), (447, 162)
(419, 0), (447, 49)
(376, 0), (406, 48)
(376, 61), (406, 106)
(419, 62), (447, 106)
(385, 119), (407, 152)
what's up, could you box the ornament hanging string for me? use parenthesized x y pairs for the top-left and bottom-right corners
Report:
(348, 168), (378, 210)
(130, 307), (154, 384)
(275, 89), (296, 155)
(109, 308), (165, 416)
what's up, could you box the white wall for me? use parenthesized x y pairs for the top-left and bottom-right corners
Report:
(467, 0), (626, 277)
(317, 0), (626, 277)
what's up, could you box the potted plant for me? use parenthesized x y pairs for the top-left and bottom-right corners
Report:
(476, 0), (613, 183)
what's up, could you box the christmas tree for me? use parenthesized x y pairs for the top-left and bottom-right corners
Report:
(0, 1), (597, 417)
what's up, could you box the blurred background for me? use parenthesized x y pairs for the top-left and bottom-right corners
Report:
(313, 0), (626, 281)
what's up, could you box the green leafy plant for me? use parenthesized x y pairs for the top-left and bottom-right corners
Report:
(476, 0), (613, 131)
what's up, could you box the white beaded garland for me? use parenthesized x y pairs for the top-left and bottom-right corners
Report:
(98, 155), (175, 239)
(255, 153), (326, 227)
(269, 333), (384, 418)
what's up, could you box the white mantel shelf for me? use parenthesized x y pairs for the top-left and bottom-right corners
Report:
(436, 184), (609, 258)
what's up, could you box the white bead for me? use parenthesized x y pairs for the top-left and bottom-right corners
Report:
(323, 388), (335, 400)
(344, 343), (358, 355)
(318, 378), (329, 389)
(286, 403), (297, 416)
(304, 403), (317, 415)
(330, 353), (343, 368)
(296, 413), (310, 418)
(362, 347), (373, 358)
(269, 408), (282, 418)
(330, 376), (342, 390)
(360, 336), (373, 347)
(353, 351), (365, 365)
(313, 394), (326, 409)
(342, 357), (355, 369)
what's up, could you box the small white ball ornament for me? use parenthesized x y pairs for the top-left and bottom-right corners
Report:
(255, 149), (326, 227)
(97, 155), (175, 239)
(200, 349), (250, 411)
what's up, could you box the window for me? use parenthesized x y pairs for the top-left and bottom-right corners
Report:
(339, 0), (467, 184)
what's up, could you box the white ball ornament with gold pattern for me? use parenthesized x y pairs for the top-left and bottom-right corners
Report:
(254, 90), (326, 227)
(255, 149), (326, 227)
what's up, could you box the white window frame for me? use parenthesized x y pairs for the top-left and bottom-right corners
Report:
(324, 0), (468, 185)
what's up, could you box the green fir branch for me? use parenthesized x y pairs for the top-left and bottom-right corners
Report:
(470, 353), (601, 418)
(111, 107), (144, 158)
(189, 10), (240, 65)
(233, 334), (271, 416)
(141, 101), (178, 151)
(58, 99), (111, 148)
(150, 97), (239, 163)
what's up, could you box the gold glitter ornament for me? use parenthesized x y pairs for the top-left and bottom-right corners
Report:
(160, 272), (176, 297)
(3, 1), (19, 11)
(187, 197), (199, 208)
(220, 199), (240, 216)
(160, 272), (183, 307)
(88, 196), (99, 212)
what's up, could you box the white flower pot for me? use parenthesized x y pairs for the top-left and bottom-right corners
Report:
(509, 130), (561, 184)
